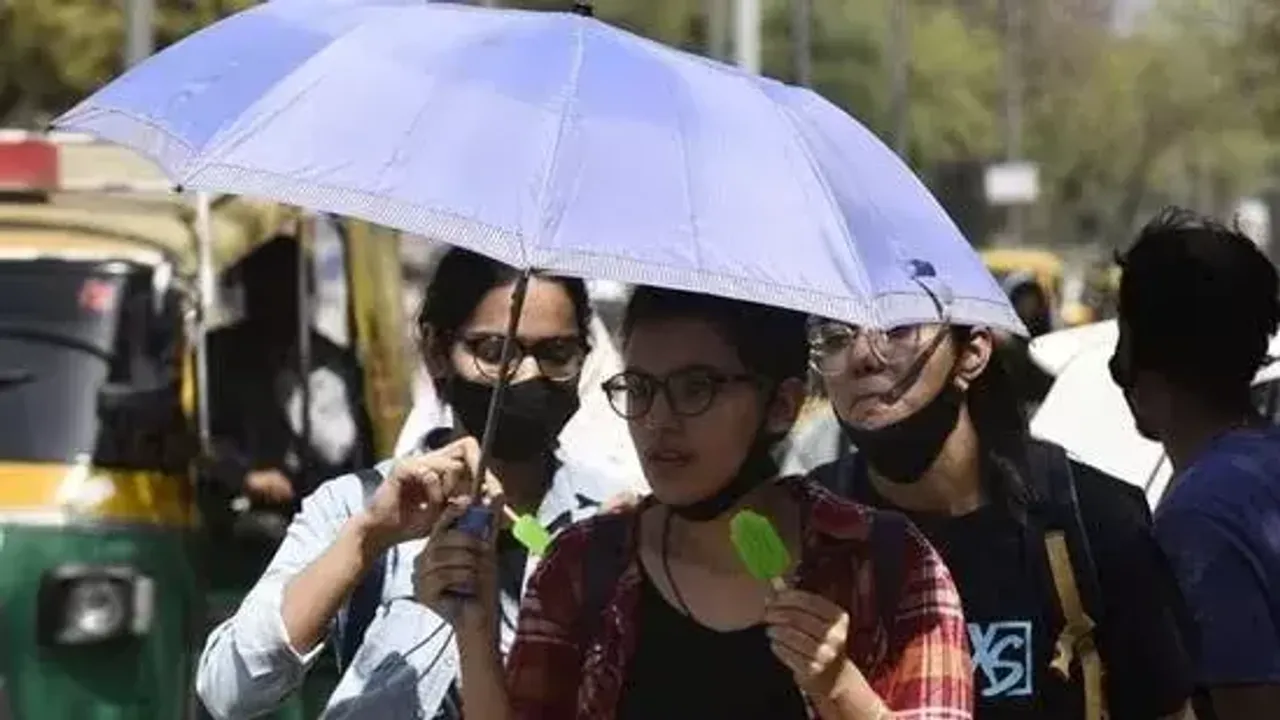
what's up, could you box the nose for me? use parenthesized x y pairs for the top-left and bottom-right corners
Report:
(639, 386), (680, 431)
(508, 354), (542, 383)
(845, 332), (886, 377)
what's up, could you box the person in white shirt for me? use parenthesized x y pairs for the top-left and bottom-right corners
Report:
(197, 248), (641, 720)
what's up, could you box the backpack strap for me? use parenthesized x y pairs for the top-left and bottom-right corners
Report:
(870, 510), (910, 639)
(1026, 441), (1106, 720)
(577, 513), (633, 648)
(336, 467), (388, 673)
(811, 451), (859, 502)
(812, 455), (910, 633)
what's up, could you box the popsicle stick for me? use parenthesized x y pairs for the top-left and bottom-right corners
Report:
(769, 577), (787, 592)
(502, 505), (520, 523)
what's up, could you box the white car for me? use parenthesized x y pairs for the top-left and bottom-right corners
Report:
(1028, 319), (1280, 509)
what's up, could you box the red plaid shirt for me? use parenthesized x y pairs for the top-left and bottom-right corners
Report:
(505, 478), (973, 718)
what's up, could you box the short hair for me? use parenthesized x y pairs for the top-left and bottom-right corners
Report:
(621, 286), (808, 388)
(1117, 206), (1280, 407)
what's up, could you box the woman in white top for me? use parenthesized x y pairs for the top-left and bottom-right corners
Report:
(196, 248), (639, 720)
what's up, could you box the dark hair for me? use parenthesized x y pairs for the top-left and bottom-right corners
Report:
(621, 286), (809, 389)
(1118, 206), (1280, 411)
(415, 247), (592, 354)
(236, 235), (307, 296)
(954, 327), (1033, 513)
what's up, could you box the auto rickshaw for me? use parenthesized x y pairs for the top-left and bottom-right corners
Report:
(0, 134), (412, 719)
(979, 247), (1090, 330)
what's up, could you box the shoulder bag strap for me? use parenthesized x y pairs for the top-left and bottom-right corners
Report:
(1028, 442), (1107, 720)
(578, 513), (632, 648)
(336, 467), (388, 673)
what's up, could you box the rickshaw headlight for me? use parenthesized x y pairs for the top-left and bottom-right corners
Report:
(37, 565), (155, 646)
(66, 580), (127, 638)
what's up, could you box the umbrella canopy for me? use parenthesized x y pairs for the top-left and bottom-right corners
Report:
(54, 0), (1021, 334)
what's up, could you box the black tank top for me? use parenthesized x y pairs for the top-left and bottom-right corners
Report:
(616, 569), (809, 719)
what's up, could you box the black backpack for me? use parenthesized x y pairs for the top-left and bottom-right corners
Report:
(1024, 440), (1108, 720)
(813, 442), (1110, 720)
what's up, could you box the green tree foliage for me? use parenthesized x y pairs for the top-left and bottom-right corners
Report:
(2, 0), (1269, 246)
(1236, 0), (1280, 137)
(0, 0), (255, 125)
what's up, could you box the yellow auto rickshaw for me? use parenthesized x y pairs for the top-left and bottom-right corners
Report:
(0, 133), (412, 719)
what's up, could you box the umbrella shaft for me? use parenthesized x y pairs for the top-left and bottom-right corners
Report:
(471, 268), (533, 497)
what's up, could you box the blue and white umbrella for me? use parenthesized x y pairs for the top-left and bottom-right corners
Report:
(55, 0), (1021, 333)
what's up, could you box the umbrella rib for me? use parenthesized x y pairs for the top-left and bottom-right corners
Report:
(664, 52), (703, 273)
(621, 36), (876, 308)
(755, 87), (879, 324)
(530, 14), (590, 266)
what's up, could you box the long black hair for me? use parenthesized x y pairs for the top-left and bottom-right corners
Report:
(954, 326), (1033, 516)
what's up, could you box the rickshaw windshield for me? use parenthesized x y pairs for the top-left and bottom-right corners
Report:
(0, 259), (188, 468)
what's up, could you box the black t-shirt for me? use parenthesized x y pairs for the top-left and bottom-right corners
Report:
(820, 450), (1194, 719)
(617, 568), (809, 720)
(895, 498), (1073, 718)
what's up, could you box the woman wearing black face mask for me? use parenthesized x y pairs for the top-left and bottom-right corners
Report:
(414, 287), (973, 719)
(196, 248), (639, 720)
(807, 319), (1197, 720)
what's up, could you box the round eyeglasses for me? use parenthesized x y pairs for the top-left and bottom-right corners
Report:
(601, 367), (757, 420)
(807, 321), (930, 376)
(457, 333), (587, 383)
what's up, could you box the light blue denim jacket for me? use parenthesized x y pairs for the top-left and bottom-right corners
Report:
(195, 456), (639, 719)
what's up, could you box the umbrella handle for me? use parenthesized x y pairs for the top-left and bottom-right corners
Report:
(437, 505), (496, 618)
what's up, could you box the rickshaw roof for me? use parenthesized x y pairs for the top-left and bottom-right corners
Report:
(0, 193), (292, 276)
(0, 136), (295, 276)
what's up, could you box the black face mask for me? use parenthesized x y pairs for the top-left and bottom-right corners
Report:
(840, 382), (963, 485)
(448, 377), (580, 462)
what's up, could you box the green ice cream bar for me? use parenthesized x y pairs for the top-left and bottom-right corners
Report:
(730, 510), (790, 586)
(509, 511), (552, 556)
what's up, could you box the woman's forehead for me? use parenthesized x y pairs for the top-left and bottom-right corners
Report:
(464, 278), (579, 337)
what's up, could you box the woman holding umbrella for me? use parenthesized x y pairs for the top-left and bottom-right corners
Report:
(415, 287), (973, 718)
(196, 248), (639, 719)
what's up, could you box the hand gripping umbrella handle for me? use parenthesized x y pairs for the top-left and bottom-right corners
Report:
(437, 504), (496, 620)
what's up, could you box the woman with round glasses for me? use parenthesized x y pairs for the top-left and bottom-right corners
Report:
(196, 247), (638, 720)
(805, 318), (1197, 719)
(414, 286), (972, 719)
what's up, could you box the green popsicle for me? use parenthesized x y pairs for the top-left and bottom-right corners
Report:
(730, 510), (790, 590)
(504, 506), (552, 556)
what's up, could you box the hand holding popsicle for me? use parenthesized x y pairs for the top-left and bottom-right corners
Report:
(731, 511), (872, 706)
(764, 589), (857, 699)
